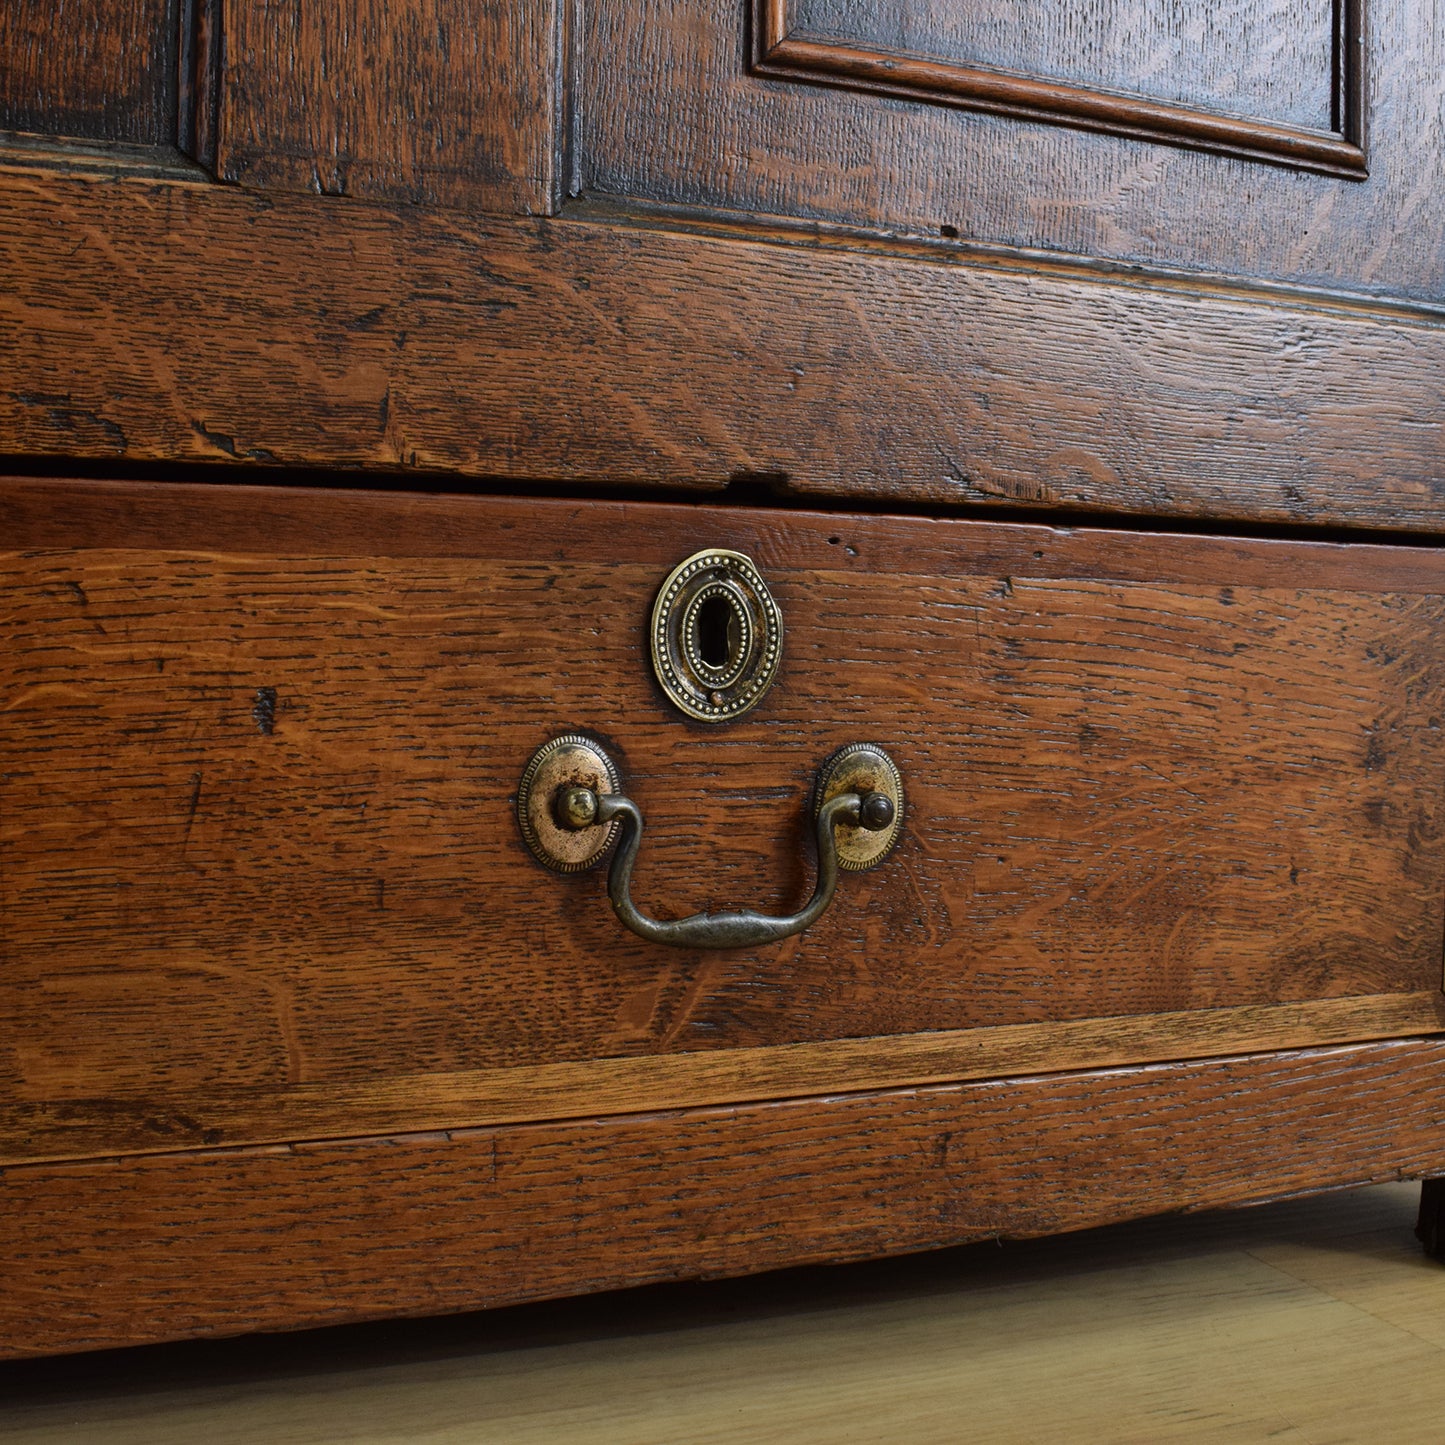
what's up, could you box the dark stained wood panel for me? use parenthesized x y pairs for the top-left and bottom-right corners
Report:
(218, 0), (561, 212)
(0, 0), (179, 145)
(3, 482), (1444, 1162)
(3, 175), (1444, 532)
(762, 0), (1358, 176)
(5, 1039), (1445, 1357)
(177, 0), (219, 168)
(581, 0), (1441, 299)
(786, 0), (1337, 130)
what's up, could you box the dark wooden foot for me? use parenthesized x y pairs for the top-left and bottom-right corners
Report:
(1416, 1178), (1445, 1259)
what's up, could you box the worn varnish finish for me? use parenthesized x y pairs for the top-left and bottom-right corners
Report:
(0, 0), (180, 145)
(4, 0), (1445, 1362)
(3, 177), (1444, 529)
(218, 0), (561, 211)
(4, 1039), (1445, 1358)
(582, 0), (1440, 297)
(6, 993), (1442, 1168)
(0, 0), (557, 204)
(3, 481), (1443, 1162)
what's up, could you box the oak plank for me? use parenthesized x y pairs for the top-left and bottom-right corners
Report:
(0, 0), (179, 146)
(11, 478), (1445, 592)
(6, 993), (1442, 1167)
(582, 0), (1440, 297)
(759, 0), (1360, 175)
(2, 176), (1444, 529)
(779, 0), (1340, 133)
(218, 0), (560, 212)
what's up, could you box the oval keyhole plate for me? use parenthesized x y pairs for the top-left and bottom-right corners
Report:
(651, 549), (782, 722)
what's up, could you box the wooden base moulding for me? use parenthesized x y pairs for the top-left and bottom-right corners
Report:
(5, 1039), (1445, 1359)
(8, 993), (1445, 1168)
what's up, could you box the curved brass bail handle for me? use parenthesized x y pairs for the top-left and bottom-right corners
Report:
(558, 788), (895, 949)
(521, 738), (905, 950)
(609, 790), (867, 949)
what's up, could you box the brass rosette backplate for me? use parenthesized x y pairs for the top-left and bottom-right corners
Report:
(813, 743), (905, 871)
(516, 734), (621, 872)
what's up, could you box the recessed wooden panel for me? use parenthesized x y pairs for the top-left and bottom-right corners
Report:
(580, 0), (1443, 299)
(0, 0), (180, 145)
(787, 0), (1339, 130)
(757, 0), (1361, 175)
(3, 482), (1444, 1163)
(217, 0), (561, 212)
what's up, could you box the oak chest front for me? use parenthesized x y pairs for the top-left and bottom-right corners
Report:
(3, 0), (1445, 1356)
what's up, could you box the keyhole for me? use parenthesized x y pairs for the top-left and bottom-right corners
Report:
(695, 594), (740, 670)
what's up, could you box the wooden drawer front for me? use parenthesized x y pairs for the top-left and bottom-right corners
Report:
(4, 479), (1444, 1164)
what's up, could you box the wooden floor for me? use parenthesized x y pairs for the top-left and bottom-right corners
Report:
(3, 1182), (1444, 1443)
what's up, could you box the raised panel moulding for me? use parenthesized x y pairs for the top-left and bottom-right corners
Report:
(753, 0), (1367, 178)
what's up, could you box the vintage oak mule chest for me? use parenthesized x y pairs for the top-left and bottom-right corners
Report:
(3, 0), (1445, 1356)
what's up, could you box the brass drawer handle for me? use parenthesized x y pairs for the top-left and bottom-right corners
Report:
(518, 739), (903, 950)
(568, 787), (886, 949)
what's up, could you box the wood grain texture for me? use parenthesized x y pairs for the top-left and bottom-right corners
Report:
(3, 175), (1444, 530)
(218, 0), (560, 212)
(0, 130), (207, 182)
(18, 477), (1445, 587)
(0, 0), (179, 145)
(176, 0), (220, 169)
(6, 993), (1441, 1168)
(581, 0), (1441, 299)
(785, 0), (1339, 129)
(5, 1039), (1445, 1357)
(758, 0), (1363, 176)
(4, 481), (1444, 1163)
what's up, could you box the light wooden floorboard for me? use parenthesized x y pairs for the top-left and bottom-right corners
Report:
(2, 1182), (1443, 1443)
